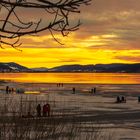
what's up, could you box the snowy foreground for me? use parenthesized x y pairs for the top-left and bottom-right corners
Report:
(0, 82), (140, 140)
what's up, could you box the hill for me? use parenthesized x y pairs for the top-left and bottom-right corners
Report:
(49, 63), (140, 73)
(0, 62), (31, 72)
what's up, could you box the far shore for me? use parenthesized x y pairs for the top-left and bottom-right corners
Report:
(1, 71), (140, 73)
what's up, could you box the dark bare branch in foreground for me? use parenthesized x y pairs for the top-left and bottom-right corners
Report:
(0, 0), (91, 48)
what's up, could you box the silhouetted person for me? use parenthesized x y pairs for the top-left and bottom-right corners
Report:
(121, 96), (126, 103)
(43, 104), (47, 117)
(36, 104), (41, 117)
(116, 96), (121, 103)
(8, 88), (12, 94)
(94, 87), (96, 94)
(91, 88), (94, 94)
(46, 103), (50, 117)
(138, 96), (140, 103)
(121, 96), (124, 102)
(6, 86), (9, 94)
(72, 87), (75, 94)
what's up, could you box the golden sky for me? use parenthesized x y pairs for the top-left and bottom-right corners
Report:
(1, 0), (140, 68)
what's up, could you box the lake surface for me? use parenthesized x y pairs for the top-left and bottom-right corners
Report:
(0, 73), (140, 84)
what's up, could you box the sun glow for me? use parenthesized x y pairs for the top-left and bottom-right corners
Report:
(0, 45), (140, 68)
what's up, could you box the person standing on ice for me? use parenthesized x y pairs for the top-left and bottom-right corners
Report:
(36, 104), (41, 117)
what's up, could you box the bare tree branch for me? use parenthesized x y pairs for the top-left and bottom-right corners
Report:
(0, 0), (91, 48)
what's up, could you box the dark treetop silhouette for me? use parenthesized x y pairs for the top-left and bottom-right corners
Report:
(0, 0), (91, 49)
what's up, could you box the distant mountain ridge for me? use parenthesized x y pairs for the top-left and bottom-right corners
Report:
(0, 62), (30, 72)
(0, 62), (140, 73)
(49, 64), (94, 72)
(49, 63), (140, 72)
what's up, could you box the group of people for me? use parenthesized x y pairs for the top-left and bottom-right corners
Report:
(72, 87), (97, 94)
(6, 86), (14, 94)
(116, 96), (126, 103)
(57, 83), (64, 87)
(91, 87), (96, 94)
(5, 86), (25, 94)
(36, 103), (50, 117)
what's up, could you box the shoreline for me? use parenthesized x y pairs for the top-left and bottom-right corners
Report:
(2, 80), (140, 85)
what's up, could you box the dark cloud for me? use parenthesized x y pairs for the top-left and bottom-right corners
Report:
(115, 55), (140, 62)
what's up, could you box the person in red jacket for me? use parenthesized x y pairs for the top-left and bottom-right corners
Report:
(43, 103), (51, 117)
(43, 104), (47, 117)
(46, 103), (50, 117)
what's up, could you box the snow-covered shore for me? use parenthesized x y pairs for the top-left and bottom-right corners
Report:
(0, 82), (140, 140)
